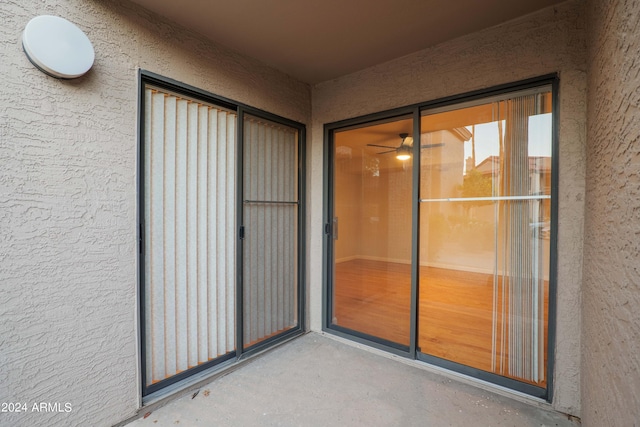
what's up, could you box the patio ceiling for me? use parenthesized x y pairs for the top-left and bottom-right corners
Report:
(128, 0), (567, 84)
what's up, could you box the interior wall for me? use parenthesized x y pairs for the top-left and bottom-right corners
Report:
(0, 1), (310, 426)
(310, 0), (585, 416)
(333, 156), (361, 262)
(583, 0), (640, 424)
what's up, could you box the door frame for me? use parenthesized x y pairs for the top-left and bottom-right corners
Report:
(322, 108), (419, 358)
(137, 70), (306, 398)
(236, 106), (307, 359)
(322, 74), (559, 401)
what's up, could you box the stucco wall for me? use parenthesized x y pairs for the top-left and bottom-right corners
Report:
(583, 0), (640, 425)
(310, 0), (585, 416)
(0, 1), (310, 426)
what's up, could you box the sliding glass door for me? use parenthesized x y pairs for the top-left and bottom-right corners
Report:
(418, 87), (552, 390)
(140, 73), (304, 396)
(142, 86), (237, 393)
(242, 114), (300, 349)
(325, 79), (555, 397)
(329, 116), (414, 348)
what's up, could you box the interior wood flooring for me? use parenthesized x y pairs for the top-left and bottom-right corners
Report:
(333, 258), (548, 387)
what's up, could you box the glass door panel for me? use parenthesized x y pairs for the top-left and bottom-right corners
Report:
(418, 88), (552, 387)
(330, 117), (413, 347)
(142, 86), (237, 393)
(242, 114), (299, 349)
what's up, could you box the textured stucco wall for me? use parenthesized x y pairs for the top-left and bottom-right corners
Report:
(583, 0), (640, 425)
(0, 1), (310, 426)
(309, 0), (585, 416)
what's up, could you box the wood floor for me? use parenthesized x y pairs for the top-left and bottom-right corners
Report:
(333, 258), (548, 387)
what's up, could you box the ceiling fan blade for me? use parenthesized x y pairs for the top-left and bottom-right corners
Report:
(420, 143), (445, 149)
(367, 143), (397, 149)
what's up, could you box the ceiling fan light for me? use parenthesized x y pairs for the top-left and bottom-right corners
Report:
(396, 145), (412, 160)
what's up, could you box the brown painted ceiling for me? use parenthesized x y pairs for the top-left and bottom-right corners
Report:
(128, 0), (566, 84)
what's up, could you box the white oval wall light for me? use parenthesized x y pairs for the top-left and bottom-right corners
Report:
(22, 15), (95, 79)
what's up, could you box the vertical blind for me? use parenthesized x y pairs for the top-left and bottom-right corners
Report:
(493, 92), (549, 383)
(243, 115), (298, 348)
(144, 87), (237, 386)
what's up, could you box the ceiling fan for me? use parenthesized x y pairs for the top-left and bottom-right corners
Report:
(366, 133), (444, 160)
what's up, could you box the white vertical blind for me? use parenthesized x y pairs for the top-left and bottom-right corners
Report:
(493, 92), (548, 383)
(144, 87), (236, 386)
(243, 116), (298, 348)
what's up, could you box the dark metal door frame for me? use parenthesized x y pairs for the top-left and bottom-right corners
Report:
(138, 70), (306, 398)
(322, 74), (559, 401)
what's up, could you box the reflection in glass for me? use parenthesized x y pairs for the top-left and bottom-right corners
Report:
(419, 89), (552, 386)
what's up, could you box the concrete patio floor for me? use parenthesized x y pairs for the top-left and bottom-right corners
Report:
(126, 333), (579, 427)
